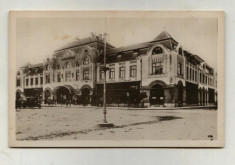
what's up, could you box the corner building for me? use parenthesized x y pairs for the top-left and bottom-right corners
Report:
(16, 31), (217, 107)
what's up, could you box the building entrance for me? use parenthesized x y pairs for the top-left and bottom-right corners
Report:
(150, 84), (164, 105)
(44, 89), (51, 104)
(82, 88), (90, 106)
(57, 86), (71, 104)
(177, 81), (183, 106)
(186, 81), (198, 105)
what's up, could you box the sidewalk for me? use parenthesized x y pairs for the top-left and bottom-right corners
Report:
(41, 104), (216, 110)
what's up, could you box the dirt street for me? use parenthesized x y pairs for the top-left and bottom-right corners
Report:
(16, 106), (217, 141)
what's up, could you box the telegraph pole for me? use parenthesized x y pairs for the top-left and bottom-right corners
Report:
(103, 32), (107, 123)
(98, 32), (114, 127)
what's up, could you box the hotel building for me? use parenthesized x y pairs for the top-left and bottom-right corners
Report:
(16, 31), (217, 107)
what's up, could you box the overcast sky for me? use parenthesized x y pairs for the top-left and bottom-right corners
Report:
(16, 16), (217, 70)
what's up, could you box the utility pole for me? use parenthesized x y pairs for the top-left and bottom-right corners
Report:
(98, 32), (114, 127)
(103, 32), (107, 123)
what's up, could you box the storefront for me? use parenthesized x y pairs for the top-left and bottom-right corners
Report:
(96, 81), (140, 107)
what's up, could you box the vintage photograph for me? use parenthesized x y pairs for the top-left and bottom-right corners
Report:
(9, 11), (224, 147)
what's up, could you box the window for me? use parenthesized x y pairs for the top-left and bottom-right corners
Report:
(16, 79), (20, 86)
(26, 79), (29, 86)
(186, 67), (189, 79)
(30, 78), (33, 85)
(17, 71), (20, 75)
(46, 75), (50, 83)
(45, 64), (50, 71)
(177, 61), (182, 75)
(100, 70), (104, 80)
(57, 64), (61, 70)
(76, 70), (79, 81)
(152, 62), (163, 75)
(83, 58), (89, 65)
(119, 67), (125, 78)
(65, 72), (71, 81)
(40, 77), (43, 84)
(195, 71), (197, 81)
(76, 62), (79, 67)
(83, 70), (90, 80)
(57, 74), (62, 82)
(35, 78), (38, 85)
(130, 65), (136, 77)
(152, 53), (163, 75)
(192, 69), (194, 81)
(179, 48), (183, 55)
(152, 47), (163, 55)
(109, 68), (115, 79)
(189, 68), (192, 80)
(65, 61), (72, 69)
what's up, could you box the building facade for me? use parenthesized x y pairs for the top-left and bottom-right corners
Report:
(16, 31), (217, 107)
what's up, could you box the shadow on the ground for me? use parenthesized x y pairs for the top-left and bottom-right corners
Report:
(17, 116), (182, 141)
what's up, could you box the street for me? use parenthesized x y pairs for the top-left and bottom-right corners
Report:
(16, 106), (217, 141)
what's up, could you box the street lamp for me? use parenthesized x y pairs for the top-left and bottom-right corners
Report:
(98, 32), (114, 127)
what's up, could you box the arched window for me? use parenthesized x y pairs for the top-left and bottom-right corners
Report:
(152, 47), (163, 55)
(65, 61), (72, 68)
(57, 64), (61, 70)
(152, 47), (164, 75)
(83, 58), (90, 65)
(45, 64), (50, 71)
(17, 71), (20, 75)
(179, 48), (183, 55)
(75, 61), (80, 67)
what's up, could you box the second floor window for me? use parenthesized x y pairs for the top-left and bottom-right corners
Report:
(76, 71), (79, 81)
(16, 79), (20, 86)
(26, 79), (29, 86)
(100, 70), (104, 80)
(45, 64), (50, 71)
(83, 58), (89, 65)
(46, 75), (50, 83)
(109, 68), (115, 79)
(65, 62), (72, 69)
(76, 62), (79, 67)
(30, 78), (33, 85)
(152, 62), (163, 75)
(57, 74), (62, 82)
(119, 67), (125, 78)
(83, 70), (89, 80)
(35, 78), (38, 85)
(40, 77), (43, 84)
(177, 61), (182, 75)
(65, 73), (71, 81)
(130, 65), (136, 77)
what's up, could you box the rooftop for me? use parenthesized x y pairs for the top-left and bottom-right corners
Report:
(55, 35), (115, 52)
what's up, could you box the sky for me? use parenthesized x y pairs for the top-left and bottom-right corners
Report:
(16, 15), (218, 70)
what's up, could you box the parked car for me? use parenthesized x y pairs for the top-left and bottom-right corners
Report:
(22, 97), (41, 109)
